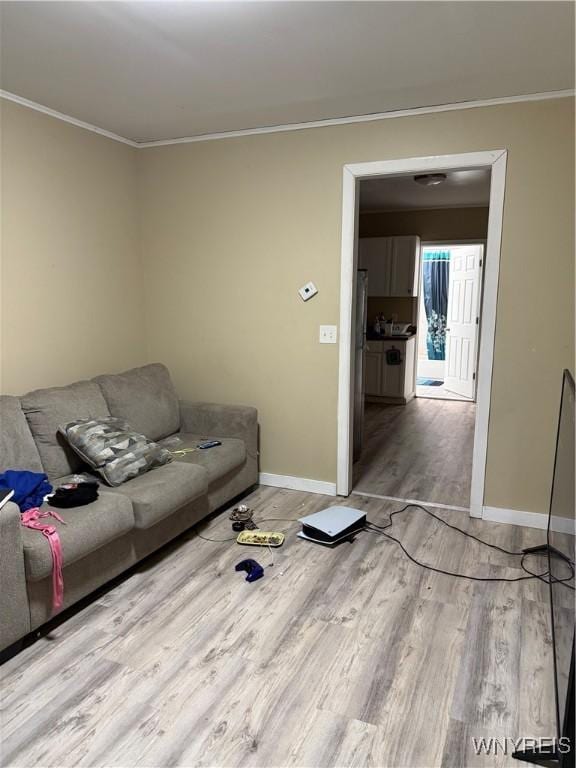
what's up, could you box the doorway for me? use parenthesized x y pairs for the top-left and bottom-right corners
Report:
(337, 150), (507, 519)
(416, 243), (484, 402)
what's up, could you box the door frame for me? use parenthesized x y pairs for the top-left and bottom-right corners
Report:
(416, 240), (487, 401)
(337, 150), (507, 518)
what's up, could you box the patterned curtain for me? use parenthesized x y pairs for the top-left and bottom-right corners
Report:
(422, 250), (450, 360)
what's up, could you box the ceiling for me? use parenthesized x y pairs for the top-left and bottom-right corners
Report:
(359, 169), (491, 212)
(0, 1), (574, 143)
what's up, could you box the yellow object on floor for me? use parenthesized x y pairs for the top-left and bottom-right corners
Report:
(236, 531), (285, 547)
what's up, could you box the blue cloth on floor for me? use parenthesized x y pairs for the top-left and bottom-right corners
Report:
(0, 470), (53, 512)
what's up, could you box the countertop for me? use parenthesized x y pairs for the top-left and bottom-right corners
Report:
(366, 333), (416, 342)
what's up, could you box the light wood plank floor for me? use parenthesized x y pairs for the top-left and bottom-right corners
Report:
(1, 486), (565, 768)
(354, 398), (476, 508)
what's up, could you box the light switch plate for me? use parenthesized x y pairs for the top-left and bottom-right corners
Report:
(299, 282), (318, 301)
(319, 325), (338, 344)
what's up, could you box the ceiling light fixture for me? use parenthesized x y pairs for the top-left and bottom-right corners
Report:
(414, 173), (447, 186)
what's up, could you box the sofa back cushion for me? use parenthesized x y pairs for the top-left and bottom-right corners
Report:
(94, 363), (180, 441)
(0, 396), (44, 474)
(21, 381), (111, 479)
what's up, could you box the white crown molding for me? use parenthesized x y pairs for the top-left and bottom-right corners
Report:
(259, 472), (337, 497)
(137, 89), (575, 148)
(0, 90), (139, 148)
(1, 88), (573, 149)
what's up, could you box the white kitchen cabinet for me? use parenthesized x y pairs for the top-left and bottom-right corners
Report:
(365, 349), (383, 395)
(381, 341), (405, 397)
(364, 337), (416, 402)
(357, 238), (391, 296)
(390, 236), (421, 297)
(358, 236), (420, 297)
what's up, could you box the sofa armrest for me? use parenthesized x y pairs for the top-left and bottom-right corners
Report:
(179, 401), (258, 458)
(0, 501), (31, 651)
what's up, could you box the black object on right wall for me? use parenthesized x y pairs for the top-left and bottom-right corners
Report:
(513, 370), (575, 768)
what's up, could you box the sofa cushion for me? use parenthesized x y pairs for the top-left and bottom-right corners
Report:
(162, 434), (246, 483)
(0, 396), (44, 474)
(94, 364), (180, 442)
(21, 381), (111, 480)
(22, 492), (135, 581)
(60, 417), (173, 487)
(107, 461), (208, 529)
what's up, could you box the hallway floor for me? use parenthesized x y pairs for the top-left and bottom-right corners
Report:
(415, 383), (474, 401)
(354, 397), (476, 508)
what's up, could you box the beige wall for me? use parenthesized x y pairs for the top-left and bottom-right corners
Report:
(359, 206), (489, 240)
(139, 97), (574, 514)
(2, 97), (573, 514)
(0, 100), (146, 394)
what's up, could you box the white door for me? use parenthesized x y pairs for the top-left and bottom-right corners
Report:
(444, 246), (483, 399)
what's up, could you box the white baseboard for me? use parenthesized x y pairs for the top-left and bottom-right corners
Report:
(482, 506), (575, 535)
(352, 490), (469, 513)
(258, 473), (337, 496)
(482, 506), (548, 530)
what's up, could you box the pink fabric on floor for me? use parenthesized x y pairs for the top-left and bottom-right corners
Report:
(21, 508), (65, 612)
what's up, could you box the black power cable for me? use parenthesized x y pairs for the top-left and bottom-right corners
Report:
(366, 523), (540, 583)
(194, 516), (301, 543)
(194, 500), (575, 589)
(365, 503), (575, 588)
(194, 531), (237, 543)
(368, 502), (523, 555)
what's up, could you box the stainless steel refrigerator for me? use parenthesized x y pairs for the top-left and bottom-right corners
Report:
(353, 269), (368, 461)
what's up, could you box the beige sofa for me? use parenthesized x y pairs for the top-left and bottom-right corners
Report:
(0, 363), (258, 653)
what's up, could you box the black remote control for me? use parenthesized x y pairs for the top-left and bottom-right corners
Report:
(197, 440), (222, 450)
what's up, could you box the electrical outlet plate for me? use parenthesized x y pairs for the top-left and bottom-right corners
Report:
(319, 325), (338, 344)
(298, 281), (318, 301)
